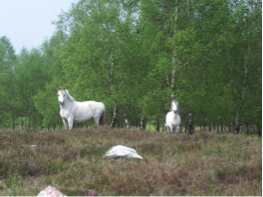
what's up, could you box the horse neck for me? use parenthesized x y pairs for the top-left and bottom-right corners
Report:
(173, 111), (178, 118)
(61, 97), (74, 109)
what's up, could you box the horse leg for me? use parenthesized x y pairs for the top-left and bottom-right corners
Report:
(68, 117), (74, 130)
(93, 117), (100, 126)
(175, 125), (179, 134)
(172, 125), (175, 134)
(99, 111), (105, 126)
(168, 125), (173, 134)
(62, 119), (68, 130)
(163, 124), (167, 133)
(165, 124), (170, 133)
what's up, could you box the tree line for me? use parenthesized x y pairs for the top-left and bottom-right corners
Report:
(0, 0), (261, 136)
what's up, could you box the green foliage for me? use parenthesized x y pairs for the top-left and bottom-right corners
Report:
(0, 36), (18, 128)
(0, 0), (261, 130)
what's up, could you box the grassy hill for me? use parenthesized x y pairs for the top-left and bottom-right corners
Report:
(0, 127), (261, 196)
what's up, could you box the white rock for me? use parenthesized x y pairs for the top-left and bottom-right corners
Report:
(103, 145), (143, 159)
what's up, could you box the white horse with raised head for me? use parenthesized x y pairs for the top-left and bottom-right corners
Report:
(57, 88), (105, 130)
(165, 100), (181, 134)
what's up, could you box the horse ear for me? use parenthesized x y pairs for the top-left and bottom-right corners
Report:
(63, 88), (65, 90)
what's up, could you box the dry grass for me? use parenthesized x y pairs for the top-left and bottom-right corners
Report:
(0, 127), (261, 196)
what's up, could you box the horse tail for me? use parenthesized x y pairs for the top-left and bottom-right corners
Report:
(99, 110), (105, 126)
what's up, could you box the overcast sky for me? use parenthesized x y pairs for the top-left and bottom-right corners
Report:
(0, 0), (76, 54)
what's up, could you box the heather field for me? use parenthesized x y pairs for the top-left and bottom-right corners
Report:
(0, 127), (261, 196)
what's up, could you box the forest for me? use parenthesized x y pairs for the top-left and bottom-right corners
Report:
(0, 0), (261, 135)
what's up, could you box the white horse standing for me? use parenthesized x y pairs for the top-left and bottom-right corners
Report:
(165, 100), (181, 134)
(57, 88), (105, 130)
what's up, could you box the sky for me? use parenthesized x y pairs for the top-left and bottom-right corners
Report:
(0, 0), (76, 54)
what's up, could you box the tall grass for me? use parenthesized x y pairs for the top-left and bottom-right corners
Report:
(0, 127), (261, 196)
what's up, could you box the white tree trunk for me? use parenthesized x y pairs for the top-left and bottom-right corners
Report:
(234, 47), (250, 134)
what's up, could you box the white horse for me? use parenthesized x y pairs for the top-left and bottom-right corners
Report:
(165, 100), (181, 134)
(57, 88), (105, 130)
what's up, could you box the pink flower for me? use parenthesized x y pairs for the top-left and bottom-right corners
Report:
(86, 189), (99, 196)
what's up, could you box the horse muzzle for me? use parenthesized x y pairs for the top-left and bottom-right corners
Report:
(59, 102), (64, 105)
(173, 110), (177, 113)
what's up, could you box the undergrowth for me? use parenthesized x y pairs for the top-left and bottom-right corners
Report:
(0, 127), (261, 196)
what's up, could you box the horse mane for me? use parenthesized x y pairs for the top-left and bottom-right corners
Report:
(65, 89), (76, 101)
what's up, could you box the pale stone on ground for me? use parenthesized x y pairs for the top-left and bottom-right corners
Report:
(103, 145), (143, 159)
(37, 186), (66, 196)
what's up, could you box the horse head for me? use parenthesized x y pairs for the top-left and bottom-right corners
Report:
(171, 100), (179, 114)
(57, 87), (66, 105)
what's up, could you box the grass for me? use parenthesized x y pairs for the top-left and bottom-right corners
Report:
(0, 127), (261, 196)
